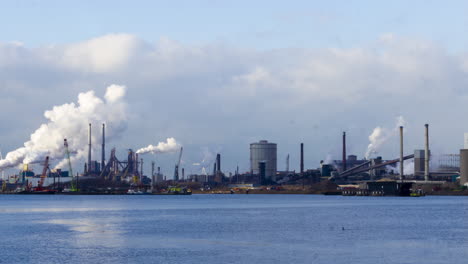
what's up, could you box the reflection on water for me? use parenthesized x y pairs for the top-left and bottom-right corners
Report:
(0, 195), (467, 264)
(42, 218), (125, 248)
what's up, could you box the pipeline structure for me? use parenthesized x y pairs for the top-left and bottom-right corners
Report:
(339, 154), (415, 178)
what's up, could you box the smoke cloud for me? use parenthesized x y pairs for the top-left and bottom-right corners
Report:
(0, 85), (128, 170)
(136, 137), (180, 154)
(390, 159), (415, 175)
(365, 116), (406, 159)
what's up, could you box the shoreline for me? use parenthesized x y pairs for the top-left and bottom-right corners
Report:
(1, 191), (468, 196)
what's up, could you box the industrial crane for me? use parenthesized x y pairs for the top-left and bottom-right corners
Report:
(173, 147), (183, 181)
(64, 139), (77, 191)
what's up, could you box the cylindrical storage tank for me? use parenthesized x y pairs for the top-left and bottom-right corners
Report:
(250, 140), (277, 181)
(460, 149), (468, 185)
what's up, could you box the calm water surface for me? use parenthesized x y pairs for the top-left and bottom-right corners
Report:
(0, 194), (467, 264)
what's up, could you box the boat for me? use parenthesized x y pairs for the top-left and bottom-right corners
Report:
(156, 186), (192, 195)
(127, 188), (151, 195)
(127, 189), (143, 195)
(410, 190), (426, 197)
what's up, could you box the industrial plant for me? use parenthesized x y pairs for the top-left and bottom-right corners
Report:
(1, 122), (468, 196)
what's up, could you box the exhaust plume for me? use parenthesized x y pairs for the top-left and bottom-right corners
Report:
(365, 116), (406, 159)
(136, 137), (180, 154)
(0, 84), (128, 170)
(323, 154), (333, 165)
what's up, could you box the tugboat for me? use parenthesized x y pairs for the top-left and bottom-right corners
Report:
(410, 188), (425, 197)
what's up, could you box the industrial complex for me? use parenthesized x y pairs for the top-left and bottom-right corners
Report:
(1, 123), (468, 195)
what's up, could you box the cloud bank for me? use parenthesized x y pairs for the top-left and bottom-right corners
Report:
(1, 33), (468, 173)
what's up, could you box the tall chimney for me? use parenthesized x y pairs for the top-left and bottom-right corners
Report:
(182, 168), (185, 180)
(101, 123), (105, 169)
(425, 124), (430, 181)
(216, 153), (221, 172)
(300, 143), (304, 175)
(136, 154), (139, 174)
(342, 132), (347, 172)
(400, 126), (404, 180)
(140, 158), (143, 177)
(88, 123), (92, 173)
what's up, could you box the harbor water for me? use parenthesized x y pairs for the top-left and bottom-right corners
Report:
(0, 194), (467, 263)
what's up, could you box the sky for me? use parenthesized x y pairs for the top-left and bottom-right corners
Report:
(1, 1), (468, 176)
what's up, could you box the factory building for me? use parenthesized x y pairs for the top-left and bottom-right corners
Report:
(462, 134), (468, 185)
(250, 140), (277, 181)
(460, 150), (468, 185)
(369, 157), (384, 179)
(436, 154), (460, 172)
(464, 133), (468, 149)
(414, 149), (431, 177)
(88, 160), (101, 174)
(333, 155), (368, 171)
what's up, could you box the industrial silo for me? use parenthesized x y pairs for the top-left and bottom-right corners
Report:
(250, 140), (277, 181)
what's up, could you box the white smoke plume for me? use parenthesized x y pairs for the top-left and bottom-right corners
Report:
(136, 137), (180, 154)
(323, 154), (333, 165)
(390, 159), (415, 175)
(365, 116), (406, 159)
(0, 85), (128, 170)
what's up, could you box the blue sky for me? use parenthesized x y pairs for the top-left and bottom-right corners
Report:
(2, 0), (468, 50)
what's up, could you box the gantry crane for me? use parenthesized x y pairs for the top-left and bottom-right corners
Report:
(173, 147), (183, 181)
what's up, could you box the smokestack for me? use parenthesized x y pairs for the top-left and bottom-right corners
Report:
(400, 126), (404, 180)
(136, 154), (139, 174)
(182, 168), (185, 180)
(151, 161), (155, 177)
(140, 158), (143, 177)
(216, 153), (221, 172)
(101, 123), (105, 169)
(342, 132), (347, 171)
(88, 123), (92, 173)
(425, 124), (429, 181)
(300, 143), (304, 175)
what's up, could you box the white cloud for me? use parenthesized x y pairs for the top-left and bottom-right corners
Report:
(105, 84), (126, 103)
(59, 33), (142, 73)
(1, 34), (468, 174)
